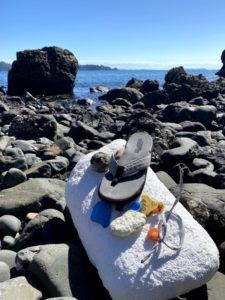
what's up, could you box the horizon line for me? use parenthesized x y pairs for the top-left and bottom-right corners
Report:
(0, 59), (221, 71)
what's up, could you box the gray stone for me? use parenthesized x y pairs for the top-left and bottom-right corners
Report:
(36, 137), (54, 145)
(179, 105), (217, 125)
(68, 121), (100, 143)
(0, 215), (21, 237)
(171, 183), (225, 241)
(161, 137), (197, 164)
(56, 123), (70, 139)
(56, 137), (76, 152)
(125, 78), (143, 90)
(0, 155), (27, 174)
(175, 131), (210, 146)
(25, 156), (69, 178)
(0, 250), (17, 270)
(14, 209), (66, 251)
(25, 153), (42, 168)
(0, 261), (10, 283)
(206, 272), (225, 300)
(77, 98), (94, 106)
(0, 102), (8, 113)
(156, 171), (177, 189)
(0, 136), (14, 152)
(100, 87), (143, 104)
(2, 236), (16, 249)
(64, 150), (84, 168)
(3, 147), (24, 158)
(160, 122), (183, 131)
(142, 90), (169, 107)
(180, 121), (206, 132)
(90, 152), (110, 173)
(0, 276), (42, 299)
(24, 161), (52, 178)
(90, 86), (109, 93)
(87, 139), (106, 149)
(0, 178), (65, 217)
(140, 79), (159, 94)
(192, 158), (214, 171)
(111, 98), (132, 107)
(16, 244), (100, 298)
(2, 168), (27, 188)
(11, 140), (38, 154)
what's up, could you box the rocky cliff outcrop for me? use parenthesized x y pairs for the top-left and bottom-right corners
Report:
(8, 46), (78, 95)
(216, 50), (225, 78)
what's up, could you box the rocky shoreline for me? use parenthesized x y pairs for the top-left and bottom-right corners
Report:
(0, 53), (225, 298)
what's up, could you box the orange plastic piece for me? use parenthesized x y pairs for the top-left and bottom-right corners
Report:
(152, 202), (164, 213)
(147, 227), (161, 242)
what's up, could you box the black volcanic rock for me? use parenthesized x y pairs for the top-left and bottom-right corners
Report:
(126, 77), (143, 89)
(140, 79), (159, 94)
(8, 114), (57, 140)
(99, 87), (143, 103)
(0, 61), (11, 71)
(216, 49), (225, 78)
(165, 66), (208, 87)
(8, 46), (78, 95)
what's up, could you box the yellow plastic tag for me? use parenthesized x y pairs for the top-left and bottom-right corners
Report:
(140, 194), (164, 216)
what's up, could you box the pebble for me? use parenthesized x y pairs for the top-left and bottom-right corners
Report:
(0, 250), (17, 270)
(2, 236), (16, 249)
(90, 152), (110, 172)
(2, 168), (27, 188)
(26, 212), (39, 221)
(0, 215), (21, 237)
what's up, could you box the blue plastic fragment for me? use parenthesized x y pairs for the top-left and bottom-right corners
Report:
(128, 199), (141, 211)
(91, 201), (112, 228)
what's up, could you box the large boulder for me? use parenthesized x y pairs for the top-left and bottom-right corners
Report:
(8, 46), (78, 95)
(171, 183), (225, 243)
(8, 114), (57, 140)
(99, 87), (143, 104)
(0, 178), (65, 217)
(66, 140), (219, 300)
(0, 276), (42, 300)
(16, 244), (109, 299)
(165, 66), (208, 87)
(216, 49), (225, 77)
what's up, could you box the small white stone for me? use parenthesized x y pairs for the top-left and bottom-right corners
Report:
(110, 210), (146, 237)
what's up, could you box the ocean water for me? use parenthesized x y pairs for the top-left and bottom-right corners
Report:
(0, 69), (218, 104)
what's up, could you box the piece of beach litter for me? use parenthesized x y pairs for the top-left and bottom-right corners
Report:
(140, 194), (164, 216)
(128, 199), (142, 211)
(110, 210), (146, 237)
(91, 201), (112, 228)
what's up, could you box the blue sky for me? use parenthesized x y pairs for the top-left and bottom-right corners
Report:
(1, 0), (225, 69)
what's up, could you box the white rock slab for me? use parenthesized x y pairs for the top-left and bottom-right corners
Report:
(65, 139), (219, 300)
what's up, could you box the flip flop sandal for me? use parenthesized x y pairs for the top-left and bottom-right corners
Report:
(99, 132), (153, 203)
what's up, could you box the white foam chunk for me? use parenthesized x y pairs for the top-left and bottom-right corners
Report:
(110, 210), (147, 237)
(66, 139), (219, 300)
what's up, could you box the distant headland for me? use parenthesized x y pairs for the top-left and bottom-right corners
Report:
(78, 64), (118, 71)
(0, 61), (11, 71)
(0, 61), (117, 72)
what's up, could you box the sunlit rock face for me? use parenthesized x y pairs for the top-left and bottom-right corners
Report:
(8, 46), (78, 95)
